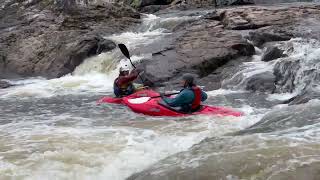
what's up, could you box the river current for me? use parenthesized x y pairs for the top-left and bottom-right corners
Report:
(1, 8), (320, 180)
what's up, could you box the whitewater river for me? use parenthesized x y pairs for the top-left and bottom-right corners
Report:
(1, 10), (320, 180)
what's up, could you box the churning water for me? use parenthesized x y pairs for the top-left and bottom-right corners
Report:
(1, 9), (320, 180)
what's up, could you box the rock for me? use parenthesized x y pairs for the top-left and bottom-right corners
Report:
(273, 59), (301, 93)
(203, 11), (221, 21)
(140, 5), (169, 13)
(128, 0), (255, 11)
(219, 4), (320, 38)
(254, 0), (315, 4)
(128, 128), (320, 180)
(272, 39), (320, 95)
(47, 35), (116, 78)
(0, 54), (5, 76)
(216, 0), (254, 6)
(248, 28), (294, 47)
(244, 5), (320, 46)
(198, 73), (223, 90)
(130, 0), (173, 8)
(149, 3), (320, 91)
(286, 88), (320, 105)
(0, 1), (140, 78)
(167, 0), (219, 11)
(235, 101), (320, 135)
(261, 46), (286, 62)
(245, 71), (276, 93)
(143, 3), (320, 89)
(142, 19), (255, 85)
(169, 0), (254, 9)
(230, 0), (254, 5)
(96, 39), (117, 54)
(0, 80), (11, 89)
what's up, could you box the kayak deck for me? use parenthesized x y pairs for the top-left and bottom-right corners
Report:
(98, 90), (243, 117)
(123, 97), (242, 117)
(97, 90), (160, 104)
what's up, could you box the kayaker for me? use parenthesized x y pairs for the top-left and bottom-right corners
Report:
(161, 73), (207, 113)
(113, 65), (142, 97)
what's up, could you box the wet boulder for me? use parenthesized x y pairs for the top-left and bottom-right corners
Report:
(0, 80), (12, 89)
(287, 88), (320, 105)
(203, 11), (221, 21)
(143, 19), (255, 85)
(0, 54), (5, 75)
(219, 5), (320, 33)
(170, 0), (215, 8)
(127, 132), (320, 180)
(47, 36), (116, 78)
(130, 0), (173, 8)
(216, 0), (254, 6)
(273, 59), (301, 93)
(169, 0), (254, 9)
(234, 101), (320, 135)
(261, 46), (286, 62)
(248, 29), (293, 47)
(0, 1), (140, 78)
(140, 5), (170, 13)
(245, 71), (276, 93)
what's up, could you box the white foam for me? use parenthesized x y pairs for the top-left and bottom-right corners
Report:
(222, 60), (275, 90)
(0, 73), (115, 98)
(207, 89), (247, 96)
(0, 113), (259, 180)
(267, 92), (298, 101)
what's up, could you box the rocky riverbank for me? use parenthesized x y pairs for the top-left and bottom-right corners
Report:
(138, 3), (320, 90)
(0, 0), (140, 78)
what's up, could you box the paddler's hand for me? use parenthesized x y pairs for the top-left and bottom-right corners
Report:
(135, 86), (148, 91)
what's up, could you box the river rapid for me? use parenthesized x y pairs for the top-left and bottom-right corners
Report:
(1, 7), (320, 180)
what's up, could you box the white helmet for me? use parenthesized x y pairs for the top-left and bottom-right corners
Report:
(119, 65), (130, 72)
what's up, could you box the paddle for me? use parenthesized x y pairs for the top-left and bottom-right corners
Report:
(128, 92), (179, 104)
(118, 43), (147, 85)
(148, 92), (179, 99)
(118, 44), (136, 68)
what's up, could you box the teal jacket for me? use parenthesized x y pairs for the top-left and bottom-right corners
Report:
(162, 88), (208, 112)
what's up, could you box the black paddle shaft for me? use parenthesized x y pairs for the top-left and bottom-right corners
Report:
(118, 44), (136, 68)
(118, 43), (149, 85)
(151, 92), (180, 99)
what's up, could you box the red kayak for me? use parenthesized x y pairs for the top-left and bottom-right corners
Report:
(98, 90), (242, 117)
(97, 90), (160, 104)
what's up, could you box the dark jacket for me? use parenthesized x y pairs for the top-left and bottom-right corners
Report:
(162, 87), (207, 112)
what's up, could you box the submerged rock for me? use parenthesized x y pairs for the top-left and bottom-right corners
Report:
(287, 88), (320, 105)
(0, 80), (12, 89)
(216, 0), (255, 6)
(245, 71), (276, 93)
(128, 130), (320, 180)
(235, 101), (320, 135)
(261, 46), (286, 62)
(273, 59), (301, 93)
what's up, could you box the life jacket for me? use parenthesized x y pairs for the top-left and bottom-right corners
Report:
(113, 77), (134, 97)
(191, 86), (202, 111)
